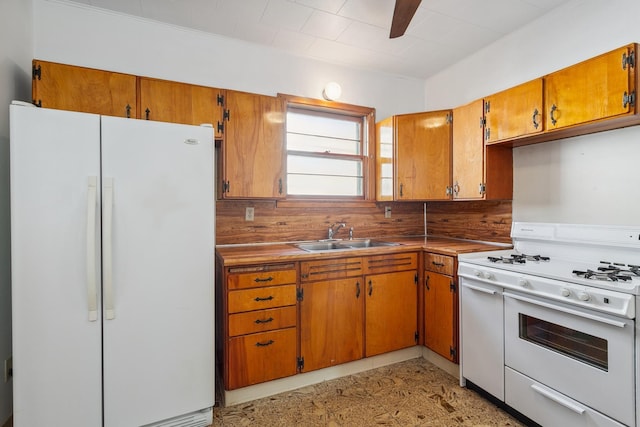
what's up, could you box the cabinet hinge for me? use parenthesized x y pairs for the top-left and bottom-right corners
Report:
(449, 280), (456, 292)
(446, 112), (453, 124)
(217, 93), (225, 106)
(296, 288), (304, 301)
(623, 91), (636, 109)
(414, 331), (419, 343)
(450, 346), (457, 358)
(484, 100), (490, 114)
(479, 183), (486, 195)
(623, 50), (636, 70)
(414, 273), (418, 284)
(278, 178), (283, 195)
(32, 64), (41, 80)
(485, 127), (491, 141)
(217, 121), (224, 134)
(223, 109), (230, 121)
(297, 356), (304, 372)
(222, 180), (230, 193)
(479, 116), (486, 128)
(445, 186), (453, 196)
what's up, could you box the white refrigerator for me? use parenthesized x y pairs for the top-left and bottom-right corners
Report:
(10, 102), (215, 427)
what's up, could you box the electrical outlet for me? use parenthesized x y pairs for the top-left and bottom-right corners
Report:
(384, 206), (392, 218)
(245, 207), (255, 221)
(4, 356), (12, 383)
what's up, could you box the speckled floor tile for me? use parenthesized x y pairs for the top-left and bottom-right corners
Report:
(213, 358), (526, 427)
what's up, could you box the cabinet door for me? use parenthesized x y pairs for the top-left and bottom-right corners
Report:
(485, 79), (543, 143)
(424, 271), (456, 362)
(545, 44), (635, 130)
(300, 278), (364, 372)
(138, 78), (224, 139)
(452, 100), (484, 200)
(32, 60), (136, 118)
(376, 116), (394, 201)
(227, 328), (297, 389)
(396, 111), (452, 200)
(222, 90), (285, 199)
(365, 270), (417, 357)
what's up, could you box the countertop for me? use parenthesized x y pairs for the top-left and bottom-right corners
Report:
(216, 235), (511, 266)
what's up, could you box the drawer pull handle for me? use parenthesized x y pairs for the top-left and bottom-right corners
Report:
(254, 295), (274, 302)
(254, 276), (274, 283)
(432, 261), (445, 267)
(368, 280), (373, 296)
(356, 281), (361, 298)
(255, 317), (274, 324)
(255, 340), (274, 347)
(425, 275), (430, 290)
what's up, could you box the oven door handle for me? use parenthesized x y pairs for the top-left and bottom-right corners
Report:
(503, 291), (628, 328)
(530, 384), (586, 414)
(462, 282), (498, 295)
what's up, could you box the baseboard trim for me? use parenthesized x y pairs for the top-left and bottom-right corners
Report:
(223, 346), (422, 407)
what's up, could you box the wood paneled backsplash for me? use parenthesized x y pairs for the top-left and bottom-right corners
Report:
(427, 200), (512, 244)
(216, 199), (512, 245)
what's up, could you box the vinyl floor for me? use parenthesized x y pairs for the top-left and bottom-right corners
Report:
(213, 358), (526, 426)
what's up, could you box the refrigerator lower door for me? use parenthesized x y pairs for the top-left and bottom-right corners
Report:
(101, 117), (214, 427)
(10, 105), (103, 427)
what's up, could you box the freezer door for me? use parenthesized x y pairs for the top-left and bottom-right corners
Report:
(10, 105), (103, 427)
(101, 117), (214, 427)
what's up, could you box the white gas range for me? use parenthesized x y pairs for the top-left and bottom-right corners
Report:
(458, 222), (640, 427)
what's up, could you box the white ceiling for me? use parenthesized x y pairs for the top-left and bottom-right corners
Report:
(64, 0), (572, 79)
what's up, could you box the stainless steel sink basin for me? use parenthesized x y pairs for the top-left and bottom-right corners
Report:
(294, 239), (400, 252)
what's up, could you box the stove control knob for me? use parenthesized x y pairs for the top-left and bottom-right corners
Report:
(474, 270), (482, 277)
(481, 271), (494, 280)
(561, 288), (571, 297)
(518, 279), (529, 288)
(578, 292), (591, 302)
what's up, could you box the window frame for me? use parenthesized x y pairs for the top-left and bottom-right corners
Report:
(279, 93), (376, 201)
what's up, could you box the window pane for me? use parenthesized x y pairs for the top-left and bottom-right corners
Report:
(288, 155), (362, 177)
(287, 110), (360, 140)
(287, 133), (360, 155)
(288, 174), (363, 196)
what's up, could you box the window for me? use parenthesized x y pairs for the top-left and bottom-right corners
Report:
(282, 96), (375, 199)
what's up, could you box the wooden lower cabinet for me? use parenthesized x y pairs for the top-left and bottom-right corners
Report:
(221, 262), (298, 390)
(299, 277), (365, 372)
(227, 328), (297, 389)
(365, 269), (418, 357)
(423, 252), (458, 363)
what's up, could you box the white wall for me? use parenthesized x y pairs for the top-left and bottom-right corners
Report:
(0, 0), (33, 420)
(33, 0), (425, 121)
(424, 0), (640, 226)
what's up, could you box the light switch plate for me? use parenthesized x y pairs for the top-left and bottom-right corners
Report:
(384, 206), (392, 218)
(245, 207), (255, 221)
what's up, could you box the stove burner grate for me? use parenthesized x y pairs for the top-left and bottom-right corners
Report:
(488, 253), (550, 264)
(573, 262), (640, 282)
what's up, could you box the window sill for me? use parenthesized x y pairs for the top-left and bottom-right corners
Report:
(276, 200), (378, 209)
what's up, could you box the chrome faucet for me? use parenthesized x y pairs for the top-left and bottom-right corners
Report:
(328, 223), (346, 240)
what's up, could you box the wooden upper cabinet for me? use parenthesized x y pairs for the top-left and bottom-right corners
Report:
(376, 111), (452, 201)
(138, 77), (224, 139)
(484, 79), (544, 143)
(222, 90), (285, 199)
(375, 116), (394, 201)
(32, 60), (136, 118)
(452, 100), (485, 200)
(452, 100), (512, 200)
(545, 44), (637, 130)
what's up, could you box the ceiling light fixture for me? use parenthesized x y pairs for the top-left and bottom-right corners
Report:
(322, 82), (342, 101)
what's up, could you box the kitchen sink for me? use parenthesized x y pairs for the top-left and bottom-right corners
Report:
(294, 239), (400, 252)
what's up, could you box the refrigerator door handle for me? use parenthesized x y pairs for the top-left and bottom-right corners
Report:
(86, 176), (98, 322)
(103, 177), (115, 320)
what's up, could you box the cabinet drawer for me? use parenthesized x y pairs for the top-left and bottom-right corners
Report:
(424, 253), (454, 275)
(228, 285), (297, 313)
(227, 268), (297, 290)
(364, 252), (417, 274)
(227, 328), (297, 389)
(300, 257), (363, 282)
(228, 306), (297, 337)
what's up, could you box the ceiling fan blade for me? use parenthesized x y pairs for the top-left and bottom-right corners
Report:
(389, 0), (422, 39)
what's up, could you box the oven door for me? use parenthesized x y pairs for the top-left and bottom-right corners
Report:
(504, 290), (635, 426)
